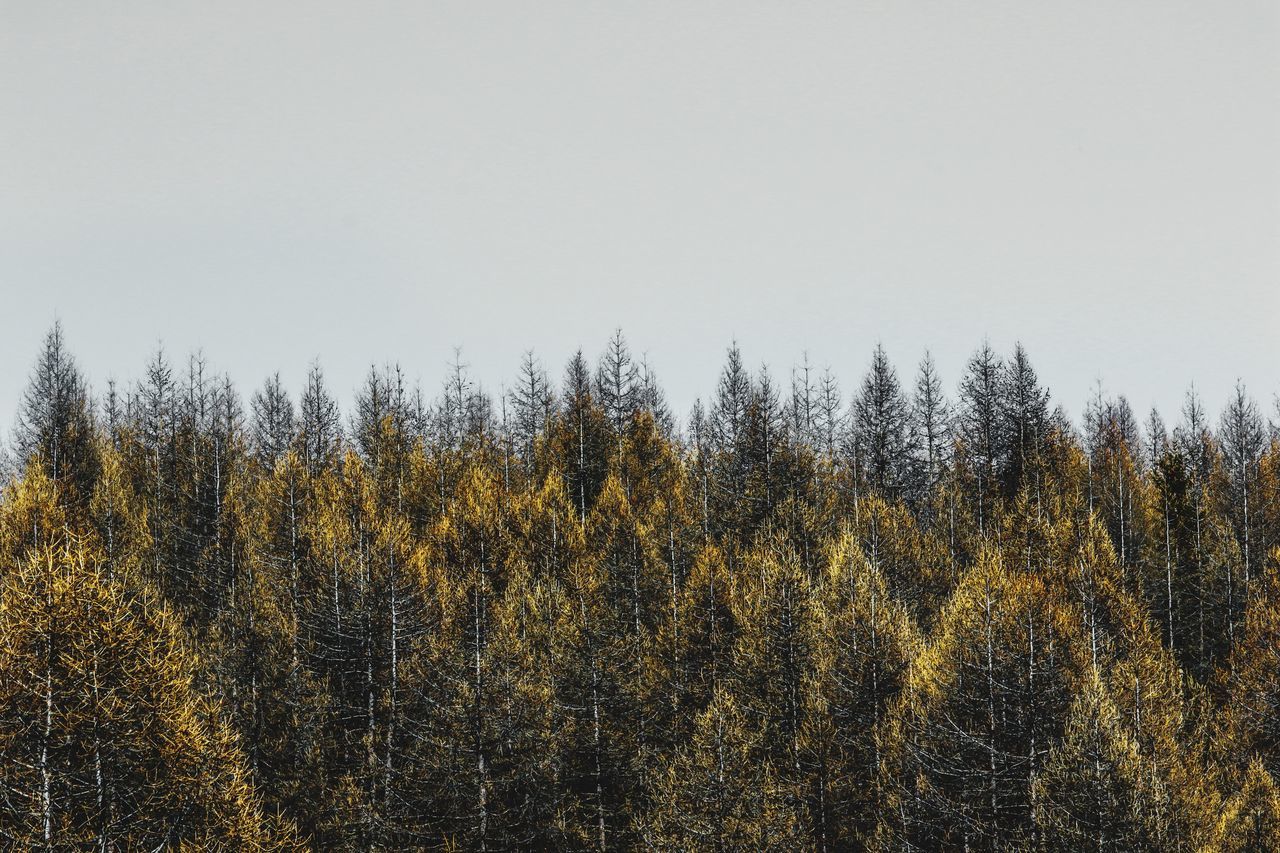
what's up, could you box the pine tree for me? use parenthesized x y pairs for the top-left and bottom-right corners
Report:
(3, 326), (1279, 847)
(0, 456), (69, 572)
(788, 353), (821, 451)
(551, 350), (613, 526)
(1210, 759), (1280, 852)
(509, 350), (555, 476)
(1217, 552), (1280, 783)
(86, 434), (150, 585)
(423, 464), (514, 849)
(636, 354), (675, 438)
(731, 542), (817, 822)
(816, 367), (844, 463)
(875, 553), (1083, 850)
(552, 545), (636, 849)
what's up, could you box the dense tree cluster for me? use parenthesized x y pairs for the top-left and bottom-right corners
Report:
(4, 323), (1280, 850)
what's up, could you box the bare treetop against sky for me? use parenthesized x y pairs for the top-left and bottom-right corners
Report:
(2, 2), (1277, 423)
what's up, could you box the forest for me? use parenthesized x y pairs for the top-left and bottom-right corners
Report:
(4, 322), (1280, 851)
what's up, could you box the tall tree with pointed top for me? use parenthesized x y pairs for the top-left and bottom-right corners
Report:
(956, 342), (1004, 534)
(14, 323), (100, 516)
(909, 351), (951, 506)
(850, 344), (913, 501)
(1219, 382), (1266, 589)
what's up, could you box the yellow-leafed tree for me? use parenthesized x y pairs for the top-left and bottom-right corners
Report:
(0, 540), (297, 849)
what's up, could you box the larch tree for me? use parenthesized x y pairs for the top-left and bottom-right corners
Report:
(509, 350), (555, 478)
(956, 342), (1004, 535)
(296, 362), (343, 478)
(849, 344), (914, 502)
(1218, 382), (1266, 589)
(645, 686), (800, 851)
(595, 329), (641, 458)
(1031, 673), (1175, 852)
(13, 322), (100, 516)
(1, 325), (1277, 849)
(251, 372), (297, 470)
(909, 350), (951, 507)
(874, 553), (1086, 850)
(802, 531), (920, 849)
(0, 538), (297, 849)
(998, 342), (1050, 501)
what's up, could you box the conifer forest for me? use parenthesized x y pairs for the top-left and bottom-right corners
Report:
(9, 322), (1280, 851)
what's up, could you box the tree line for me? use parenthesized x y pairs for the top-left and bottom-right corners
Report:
(3, 322), (1280, 850)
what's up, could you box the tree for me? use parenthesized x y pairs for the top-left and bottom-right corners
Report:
(1032, 673), (1174, 851)
(1217, 552), (1280, 782)
(816, 367), (844, 462)
(3, 326), (1279, 846)
(850, 345), (913, 500)
(550, 350), (612, 526)
(251, 372), (297, 469)
(1218, 382), (1266, 587)
(0, 538), (295, 848)
(645, 686), (799, 850)
(297, 362), (342, 477)
(636, 354), (675, 438)
(875, 554), (1083, 850)
(803, 531), (920, 848)
(509, 351), (555, 475)
(595, 329), (641, 452)
(86, 434), (150, 585)
(552, 544), (636, 849)
(788, 353), (821, 451)
(909, 351), (951, 505)
(13, 323), (99, 515)
(956, 342), (1004, 534)
(1210, 760), (1280, 852)
(999, 343), (1050, 500)
(424, 464), (520, 850)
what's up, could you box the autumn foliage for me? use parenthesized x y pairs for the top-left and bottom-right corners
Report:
(3, 325), (1280, 850)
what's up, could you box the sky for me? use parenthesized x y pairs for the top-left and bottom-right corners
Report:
(2, 1), (1278, 433)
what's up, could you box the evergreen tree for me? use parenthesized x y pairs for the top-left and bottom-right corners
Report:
(875, 554), (1083, 850)
(646, 686), (799, 850)
(1032, 674), (1174, 851)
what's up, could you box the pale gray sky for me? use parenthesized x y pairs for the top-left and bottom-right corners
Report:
(2, 1), (1278, 429)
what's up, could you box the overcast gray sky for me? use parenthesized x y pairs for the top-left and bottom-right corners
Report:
(3, 1), (1278, 430)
